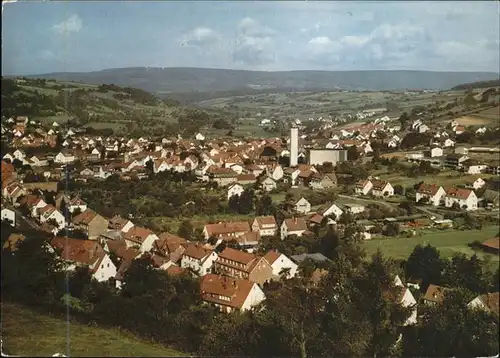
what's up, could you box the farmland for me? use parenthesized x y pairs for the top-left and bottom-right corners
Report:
(363, 225), (500, 269)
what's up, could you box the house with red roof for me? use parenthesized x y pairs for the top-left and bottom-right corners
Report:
(355, 179), (373, 195)
(263, 250), (298, 279)
(180, 243), (218, 276)
(444, 187), (478, 211)
(50, 236), (117, 282)
(416, 183), (446, 206)
(214, 247), (273, 285)
(123, 226), (159, 252)
(199, 273), (266, 313)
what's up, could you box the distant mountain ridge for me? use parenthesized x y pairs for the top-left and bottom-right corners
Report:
(24, 67), (499, 96)
(451, 78), (500, 91)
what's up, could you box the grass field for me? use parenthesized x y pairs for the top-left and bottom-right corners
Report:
(363, 226), (500, 269)
(1, 302), (184, 357)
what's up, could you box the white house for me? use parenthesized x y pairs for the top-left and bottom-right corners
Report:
(430, 147), (443, 158)
(416, 184), (446, 206)
(91, 254), (118, 282)
(123, 226), (159, 253)
(469, 177), (486, 190)
(321, 203), (343, 220)
(466, 165), (488, 175)
(268, 165), (284, 181)
(264, 250), (298, 279)
(227, 184), (244, 200)
(444, 188), (478, 211)
(195, 133), (205, 141)
(180, 243), (218, 276)
(251, 216), (278, 237)
(294, 197), (311, 214)
(261, 176), (277, 192)
(468, 292), (499, 317)
(371, 180), (394, 197)
(1, 208), (16, 226)
(54, 151), (76, 164)
(280, 217), (308, 240)
(394, 275), (418, 326)
(200, 274), (266, 312)
(443, 138), (455, 148)
(38, 205), (66, 230)
(355, 180), (373, 195)
(343, 203), (365, 215)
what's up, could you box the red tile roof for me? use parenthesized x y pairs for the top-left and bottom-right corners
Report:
(446, 187), (473, 200)
(200, 274), (256, 310)
(204, 221), (251, 237)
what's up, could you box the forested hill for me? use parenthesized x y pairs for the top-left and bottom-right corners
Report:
(23, 67), (499, 94)
(451, 79), (500, 91)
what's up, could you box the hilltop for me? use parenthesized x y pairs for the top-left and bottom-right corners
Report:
(0, 77), (235, 138)
(451, 78), (500, 91)
(24, 68), (499, 99)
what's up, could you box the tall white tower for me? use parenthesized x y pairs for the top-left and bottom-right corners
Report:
(290, 126), (299, 167)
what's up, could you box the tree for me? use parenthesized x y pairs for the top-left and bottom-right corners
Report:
(177, 220), (194, 240)
(383, 222), (400, 236)
(347, 146), (360, 161)
(398, 112), (409, 130)
(405, 244), (444, 291)
(403, 289), (499, 357)
(255, 194), (275, 216)
(393, 185), (404, 196)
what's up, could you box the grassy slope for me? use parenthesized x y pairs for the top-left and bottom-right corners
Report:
(363, 226), (500, 268)
(1, 302), (185, 357)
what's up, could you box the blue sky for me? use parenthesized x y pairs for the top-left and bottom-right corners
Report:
(2, 1), (499, 75)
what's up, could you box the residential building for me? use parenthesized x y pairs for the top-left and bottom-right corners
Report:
(444, 187), (478, 211)
(280, 217), (308, 240)
(72, 209), (109, 240)
(343, 203), (365, 214)
(1, 208), (16, 226)
(371, 180), (394, 197)
(393, 275), (418, 326)
(263, 250), (298, 279)
(200, 274), (266, 312)
(320, 203), (343, 220)
(123, 226), (159, 252)
(294, 197), (311, 214)
(423, 284), (450, 305)
(261, 176), (277, 192)
(50, 236), (117, 282)
(180, 243), (218, 276)
(214, 247), (273, 285)
(3, 233), (25, 252)
(355, 179), (373, 195)
(37, 205), (66, 230)
(468, 292), (499, 318)
(227, 183), (244, 200)
(203, 221), (251, 240)
(54, 150), (76, 164)
(251, 216), (278, 237)
(444, 154), (469, 170)
(416, 183), (446, 206)
(108, 215), (134, 233)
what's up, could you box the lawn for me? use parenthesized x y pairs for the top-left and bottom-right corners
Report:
(1, 302), (185, 357)
(363, 226), (500, 269)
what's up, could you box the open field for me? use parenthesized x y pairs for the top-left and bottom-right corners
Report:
(1, 302), (184, 357)
(363, 226), (500, 269)
(377, 170), (498, 188)
(149, 212), (256, 232)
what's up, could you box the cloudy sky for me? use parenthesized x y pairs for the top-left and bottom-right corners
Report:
(2, 1), (499, 75)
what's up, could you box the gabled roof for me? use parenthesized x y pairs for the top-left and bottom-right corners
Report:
(423, 284), (449, 304)
(474, 292), (499, 317)
(50, 236), (104, 266)
(263, 250), (282, 265)
(283, 217), (308, 231)
(417, 183), (443, 196)
(217, 247), (256, 265)
(183, 243), (213, 260)
(123, 226), (155, 244)
(254, 216), (277, 228)
(3, 233), (25, 252)
(446, 187), (473, 200)
(204, 221), (251, 237)
(72, 209), (98, 225)
(200, 274), (257, 310)
(371, 180), (390, 191)
(481, 237), (499, 251)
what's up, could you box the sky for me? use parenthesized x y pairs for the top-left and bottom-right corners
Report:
(2, 1), (500, 75)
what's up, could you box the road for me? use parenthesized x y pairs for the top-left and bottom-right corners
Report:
(337, 194), (397, 210)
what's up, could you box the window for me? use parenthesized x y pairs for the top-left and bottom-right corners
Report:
(107, 263), (110, 268)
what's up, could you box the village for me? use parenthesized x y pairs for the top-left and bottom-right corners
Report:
(1, 111), (499, 317)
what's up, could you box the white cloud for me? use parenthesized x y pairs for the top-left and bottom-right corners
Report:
(340, 35), (370, 47)
(308, 36), (342, 56)
(39, 50), (55, 60)
(180, 27), (221, 47)
(52, 14), (82, 35)
(233, 17), (276, 66)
